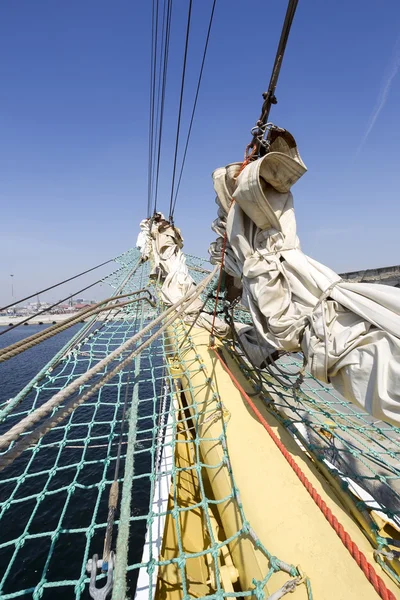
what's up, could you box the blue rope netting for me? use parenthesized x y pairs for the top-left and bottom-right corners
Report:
(0, 247), (399, 599)
(226, 311), (400, 583)
(0, 250), (311, 600)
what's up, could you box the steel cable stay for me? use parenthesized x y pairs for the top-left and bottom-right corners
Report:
(167, 0), (193, 222)
(145, 0), (174, 217)
(248, 0), (299, 155)
(0, 258), (139, 336)
(172, 0), (217, 220)
(0, 256), (116, 313)
(0, 289), (155, 362)
(152, 0), (173, 215)
(146, 0), (159, 217)
(169, 0), (217, 219)
(147, 0), (173, 218)
(0, 276), (109, 336)
(167, 0), (298, 220)
(145, 0), (218, 222)
(147, 0), (297, 217)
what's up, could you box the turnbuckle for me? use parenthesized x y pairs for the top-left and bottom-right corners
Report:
(87, 551), (115, 600)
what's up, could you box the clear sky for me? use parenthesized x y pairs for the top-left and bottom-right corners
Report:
(1, 0), (399, 306)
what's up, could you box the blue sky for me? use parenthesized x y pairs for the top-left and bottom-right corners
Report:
(0, 0), (400, 305)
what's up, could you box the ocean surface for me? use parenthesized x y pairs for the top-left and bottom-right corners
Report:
(0, 324), (82, 405)
(0, 324), (160, 599)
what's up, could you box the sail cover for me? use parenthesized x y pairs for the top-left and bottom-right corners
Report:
(210, 129), (400, 426)
(136, 218), (152, 260)
(140, 213), (229, 336)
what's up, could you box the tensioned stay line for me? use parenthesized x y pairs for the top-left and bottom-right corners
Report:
(170, 0), (217, 217)
(0, 257), (115, 312)
(153, 0), (173, 215)
(146, 0), (158, 217)
(0, 275), (111, 336)
(250, 0), (299, 152)
(168, 0), (193, 222)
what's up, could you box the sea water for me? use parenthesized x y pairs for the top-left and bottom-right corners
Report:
(0, 324), (160, 599)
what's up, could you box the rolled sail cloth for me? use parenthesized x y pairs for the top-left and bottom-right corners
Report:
(210, 128), (400, 426)
(136, 218), (152, 260)
(150, 217), (229, 337)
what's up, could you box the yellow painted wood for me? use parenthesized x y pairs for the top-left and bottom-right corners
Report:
(156, 405), (212, 600)
(169, 326), (399, 600)
(156, 389), (242, 600)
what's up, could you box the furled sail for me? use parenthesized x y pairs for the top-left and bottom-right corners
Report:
(210, 128), (400, 426)
(141, 213), (229, 336)
(136, 218), (152, 260)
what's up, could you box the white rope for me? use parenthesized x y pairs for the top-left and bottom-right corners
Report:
(0, 266), (217, 453)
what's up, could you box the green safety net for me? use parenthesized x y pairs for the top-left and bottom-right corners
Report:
(226, 306), (400, 583)
(0, 247), (398, 599)
(0, 250), (311, 600)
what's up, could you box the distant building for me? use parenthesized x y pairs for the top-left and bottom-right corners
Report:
(74, 303), (92, 311)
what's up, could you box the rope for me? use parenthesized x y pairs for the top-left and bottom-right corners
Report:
(0, 256), (116, 313)
(250, 0), (300, 152)
(209, 157), (252, 341)
(0, 321), (93, 425)
(102, 289), (145, 577)
(0, 254), (143, 425)
(212, 348), (397, 600)
(0, 270), (122, 336)
(0, 290), (153, 363)
(0, 267), (218, 454)
(48, 258), (144, 371)
(153, 0), (172, 214)
(178, 292), (211, 349)
(168, 0), (193, 221)
(4, 252), (400, 598)
(147, 0), (159, 217)
(1, 257), (143, 416)
(170, 0), (217, 215)
(0, 297), (205, 472)
(2, 247), (139, 338)
(110, 365), (140, 600)
(111, 280), (145, 600)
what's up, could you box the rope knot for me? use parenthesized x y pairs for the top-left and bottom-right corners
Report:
(252, 578), (265, 600)
(16, 533), (28, 549)
(33, 580), (46, 600)
(147, 558), (156, 575)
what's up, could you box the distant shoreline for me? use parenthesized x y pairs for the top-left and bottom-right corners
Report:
(0, 307), (156, 327)
(0, 312), (90, 326)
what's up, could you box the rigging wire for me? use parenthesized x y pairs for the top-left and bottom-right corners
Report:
(0, 275), (110, 336)
(100, 288), (144, 572)
(147, 0), (217, 221)
(0, 257), (115, 312)
(168, 0), (193, 222)
(170, 0), (217, 218)
(152, 0), (173, 214)
(146, 0), (158, 217)
(148, 0), (296, 217)
(250, 0), (299, 152)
